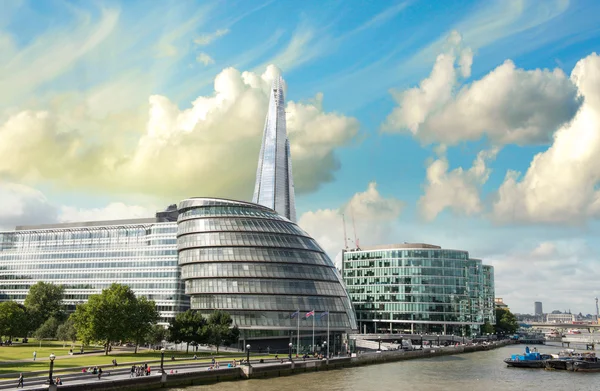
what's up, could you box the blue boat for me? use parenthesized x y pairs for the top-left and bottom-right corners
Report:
(504, 347), (552, 368)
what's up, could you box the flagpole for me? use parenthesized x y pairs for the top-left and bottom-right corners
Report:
(327, 311), (330, 359)
(312, 310), (315, 354)
(296, 308), (300, 357)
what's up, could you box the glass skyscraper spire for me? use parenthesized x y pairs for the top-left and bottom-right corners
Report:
(252, 75), (297, 222)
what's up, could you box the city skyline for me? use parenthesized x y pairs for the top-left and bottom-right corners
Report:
(1, 0), (600, 314)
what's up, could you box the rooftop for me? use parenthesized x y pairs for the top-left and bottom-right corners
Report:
(16, 218), (158, 231)
(355, 243), (442, 251)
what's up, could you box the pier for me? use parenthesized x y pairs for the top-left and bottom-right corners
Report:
(561, 336), (600, 350)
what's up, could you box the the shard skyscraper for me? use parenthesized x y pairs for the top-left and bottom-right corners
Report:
(252, 75), (297, 222)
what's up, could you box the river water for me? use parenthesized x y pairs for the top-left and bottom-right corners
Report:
(167, 344), (599, 391)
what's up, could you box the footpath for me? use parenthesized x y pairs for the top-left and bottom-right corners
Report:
(0, 340), (513, 391)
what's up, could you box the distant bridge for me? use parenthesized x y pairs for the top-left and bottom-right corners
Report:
(524, 323), (600, 329)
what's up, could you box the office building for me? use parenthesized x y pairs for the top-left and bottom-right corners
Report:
(0, 206), (189, 324)
(178, 197), (357, 349)
(252, 76), (296, 222)
(342, 243), (495, 335)
(534, 301), (543, 319)
(546, 313), (575, 323)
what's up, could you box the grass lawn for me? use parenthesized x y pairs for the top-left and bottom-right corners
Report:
(0, 341), (271, 376)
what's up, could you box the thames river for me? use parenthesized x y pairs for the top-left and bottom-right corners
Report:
(168, 344), (599, 391)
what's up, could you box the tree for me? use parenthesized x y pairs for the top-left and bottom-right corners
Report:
(72, 283), (140, 355)
(481, 321), (495, 335)
(129, 296), (159, 353)
(0, 301), (27, 340)
(494, 308), (519, 335)
(168, 310), (206, 354)
(56, 316), (78, 347)
(206, 310), (239, 354)
(24, 282), (65, 329)
(147, 324), (168, 347)
(34, 317), (60, 341)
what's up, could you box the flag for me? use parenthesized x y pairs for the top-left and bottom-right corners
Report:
(305, 310), (315, 318)
(319, 311), (329, 319)
(290, 310), (299, 319)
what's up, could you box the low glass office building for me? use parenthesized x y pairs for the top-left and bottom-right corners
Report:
(342, 243), (495, 335)
(177, 197), (357, 350)
(0, 206), (189, 325)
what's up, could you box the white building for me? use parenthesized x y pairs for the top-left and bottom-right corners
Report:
(546, 313), (575, 323)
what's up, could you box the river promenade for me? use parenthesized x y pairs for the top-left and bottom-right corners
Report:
(0, 340), (513, 391)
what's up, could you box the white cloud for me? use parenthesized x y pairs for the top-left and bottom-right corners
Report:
(419, 147), (498, 221)
(298, 182), (404, 266)
(194, 29), (229, 46)
(488, 239), (600, 314)
(492, 53), (600, 224)
(59, 202), (156, 223)
(196, 52), (215, 66)
(0, 65), (358, 202)
(383, 31), (582, 146)
(0, 182), (57, 230)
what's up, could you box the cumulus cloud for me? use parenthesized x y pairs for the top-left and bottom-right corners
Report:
(59, 202), (156, 223)
(196, 52), (215, 66)
(419, 147), (498, 221)
(492, 53), (600, 224)
(298, 182), (404, 266)
(382, 31), (582, 146)
(489, 239), (600, 314)
(194, 29), (229, 46)
(0, 65), (359, 202)
(0, 182), (58, 230)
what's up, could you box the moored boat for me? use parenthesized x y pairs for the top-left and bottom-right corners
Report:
(504, 347), (552, 369)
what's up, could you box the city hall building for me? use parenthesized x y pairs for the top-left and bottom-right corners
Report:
(342, 243), (495, 335)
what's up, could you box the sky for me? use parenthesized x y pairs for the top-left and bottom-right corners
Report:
(1, 0), (600, 315)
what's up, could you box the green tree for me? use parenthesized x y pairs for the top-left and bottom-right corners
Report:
(24, 282), (65, 328)
(147, 324), (168, 347)
(56, 316), (78, 347)
(168, 310), (206, 354)
(494, 308), (519, 335)
(481, 321), (495, 335)
(206, 310), (239, 354)
(72, 283), (139, 355)
(34, 317), (60, 340)
(129, 296), (159, 353)
(0, 301), (27, 340)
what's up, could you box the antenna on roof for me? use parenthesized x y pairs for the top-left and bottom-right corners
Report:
(350, 203), (360, 249)
(342, 214), (348, 250)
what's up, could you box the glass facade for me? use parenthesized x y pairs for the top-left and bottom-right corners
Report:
(252, 76), (297, 222)
(178, 197), (357, 336)
(342, 244), (495, 335)
(0, 214), (189, 325)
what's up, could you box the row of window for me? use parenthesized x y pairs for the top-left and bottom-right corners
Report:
(4, 238), (178, 251)
(195, 310), (351, 329)
(344, 267), (468, 278)
(190, 294), (347, 312)
(184, 278), (347, 297)
(178, 247), (331, 266)
(177, 232), (321, 252)
(0, 249), (177, 261)
(343, 258), (480, 269)
(181, 262), (337, 281)
(356, 312), (478, 322)
(0, 260), (178, 271)
(178, 206), (284, 222)
(345, 276), (470, 286)
(344, 249), (470, 261)
(178, 218), (307, 237)
(0, 271), (179, 280)
(0, 282), (181, 290)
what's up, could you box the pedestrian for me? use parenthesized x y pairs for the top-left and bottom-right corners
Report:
(17, 373), (24, 388)
(97, 367), (103, 380)
(130, 365), (135, 378)
(33, 351), (37, 361)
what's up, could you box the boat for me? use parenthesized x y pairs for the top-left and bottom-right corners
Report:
(504, 347), (552, 368)
(568, 353), (599, 372)
(567, 329), (582, 335)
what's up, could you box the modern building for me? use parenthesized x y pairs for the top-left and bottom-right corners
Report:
(0, 206), (189, 325)
(534, 301), (543, 320)
(546, 313), (575, 323)
(252, 75), (296, 222)
(342, 243), (495, 336)
(177, 197), (357, 350)
(495, 298), (509, 310)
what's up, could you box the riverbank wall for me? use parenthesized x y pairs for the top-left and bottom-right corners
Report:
(15, 341), (514, 391)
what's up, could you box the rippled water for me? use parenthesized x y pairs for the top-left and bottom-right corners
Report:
(168, 344), (599, 391)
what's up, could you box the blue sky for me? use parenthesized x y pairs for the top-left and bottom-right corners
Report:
(1, 0), (600, 314)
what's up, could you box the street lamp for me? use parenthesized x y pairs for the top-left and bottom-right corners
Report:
(48, 353), (56, 385)
(420, 333), (423, 349)
(160, 348), (165, 373)
(288, 343), (293, 361)
(246, 344), (251, 367)
(378, 336), (381, 351)
(437, 334), (440, 347)
(323, 341), (327, 358)
(462, 332), (465, 345)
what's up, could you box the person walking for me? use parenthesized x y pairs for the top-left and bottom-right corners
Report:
(17, 373), (24, 388)
(97, 367), (103, 380)
(33, 351), (37, 361)
(130, 365), (135, 378)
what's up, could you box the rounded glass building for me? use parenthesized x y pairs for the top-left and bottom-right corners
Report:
(177, 198), (357, 350)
